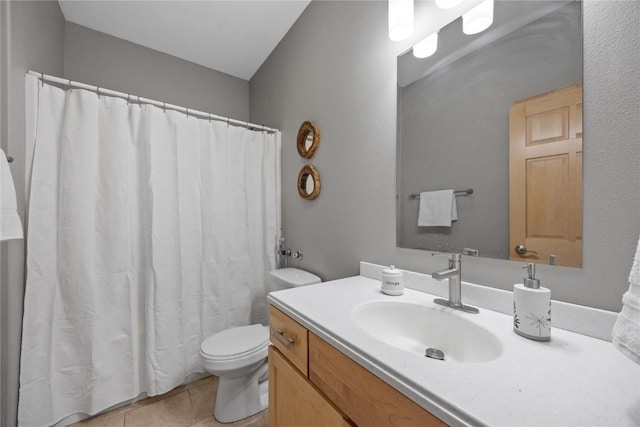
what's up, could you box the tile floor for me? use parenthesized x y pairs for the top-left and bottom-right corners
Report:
(71, 376), (268, 427)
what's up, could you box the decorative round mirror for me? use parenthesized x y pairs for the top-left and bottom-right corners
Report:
(296, 121), (320, 159)
(297, 165), (321, 200)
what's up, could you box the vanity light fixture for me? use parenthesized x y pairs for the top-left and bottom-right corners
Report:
(462, 0), (494, 35)
(413, 32), (438, 58)
(435, 0), (464, 10)
(388, 0), (414, 41)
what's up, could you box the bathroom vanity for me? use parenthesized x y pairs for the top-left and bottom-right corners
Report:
(269, 305), (443, 426)
(267, 263), (640, 426)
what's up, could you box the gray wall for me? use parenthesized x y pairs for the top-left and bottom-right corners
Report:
(0, 3), (65, 426)
(65, 22), (250, 121)
(398, 2), (583, 258)
(250, 0), (640, 312)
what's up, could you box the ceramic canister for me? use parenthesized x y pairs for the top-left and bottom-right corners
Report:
(382, 265), (404, 296)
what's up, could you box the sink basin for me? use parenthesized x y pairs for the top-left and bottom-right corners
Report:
(352, 301), (502, 363)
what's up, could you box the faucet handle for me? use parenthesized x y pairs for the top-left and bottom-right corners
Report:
(449, 253), (461, 261)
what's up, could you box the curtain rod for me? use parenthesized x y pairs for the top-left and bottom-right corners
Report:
(27, 70), (279, 134)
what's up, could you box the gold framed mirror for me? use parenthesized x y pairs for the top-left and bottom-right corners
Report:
(297, 165), (321, 200)
(296, 121), (320, 159)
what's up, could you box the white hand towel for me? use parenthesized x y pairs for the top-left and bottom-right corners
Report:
(0, 148), (23, 241)
(612, 236), (640, 365)
(417, 189), (458, 227)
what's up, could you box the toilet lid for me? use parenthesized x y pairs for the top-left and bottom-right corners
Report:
(201, 324), (268, 358)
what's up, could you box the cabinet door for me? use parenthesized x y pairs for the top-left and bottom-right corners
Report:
(309, 333), (446, 427)
(269, 346), (351, 427)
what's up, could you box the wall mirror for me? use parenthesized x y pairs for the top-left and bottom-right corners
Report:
(298, 165), (321, 200)
(396, 1), (583, 267)
(297, 120), (320, 159)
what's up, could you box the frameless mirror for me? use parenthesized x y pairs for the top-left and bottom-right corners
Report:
(305, 133), (314, 151)
(396, 1), (583, 267)
(305, 173), (315, 194)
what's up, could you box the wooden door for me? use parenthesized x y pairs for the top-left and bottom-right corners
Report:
(509, 84), (583, 267)
(269, 346), (351, 427)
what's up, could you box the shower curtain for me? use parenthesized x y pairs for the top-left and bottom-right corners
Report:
(19, 74), (281, 427)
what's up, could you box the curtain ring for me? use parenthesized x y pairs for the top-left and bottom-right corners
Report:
(68, 79), (72, 92)
(127, 94), (131, 105)
(96, 87), (101, 99)
(186, 108), (189, 118)
(40, 72), (44, 87)
(208, 113), (212, 123)
(226, 118), (230, 127)
(163, 102), (166, 112)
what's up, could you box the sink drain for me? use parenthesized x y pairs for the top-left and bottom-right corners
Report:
(425, 348), (445, 360)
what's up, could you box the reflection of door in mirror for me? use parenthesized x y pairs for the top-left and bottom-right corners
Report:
(509, 84), (583, 267)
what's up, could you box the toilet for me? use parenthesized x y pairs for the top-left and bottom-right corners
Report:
(199, 267), (321, 423)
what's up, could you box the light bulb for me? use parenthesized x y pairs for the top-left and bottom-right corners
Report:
(435, 0), (463, 10)
(463, 0), (494, 35)
(389, 0), (414, 41)
(413, 32), (438, 58)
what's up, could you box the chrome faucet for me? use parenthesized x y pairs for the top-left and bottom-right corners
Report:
(431, 253), (479, 314)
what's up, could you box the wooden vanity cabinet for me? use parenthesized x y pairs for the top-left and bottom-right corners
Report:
(268, 306), (446, 427)
(268, 306), (350, 427)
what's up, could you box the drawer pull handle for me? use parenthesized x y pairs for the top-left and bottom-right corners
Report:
(272, 329), (294, 348)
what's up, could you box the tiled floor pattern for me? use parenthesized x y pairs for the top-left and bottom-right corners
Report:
(72, 376), (268, 427)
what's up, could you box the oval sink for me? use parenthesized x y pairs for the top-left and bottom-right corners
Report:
(352, 301), (502, 363)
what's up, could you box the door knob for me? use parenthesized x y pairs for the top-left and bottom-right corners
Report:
(514, 245), (538, 256)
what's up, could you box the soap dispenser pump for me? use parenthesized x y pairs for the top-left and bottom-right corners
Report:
(513, 263), (551, 341)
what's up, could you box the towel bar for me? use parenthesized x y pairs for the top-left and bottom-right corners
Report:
(408, 188), (473, 199)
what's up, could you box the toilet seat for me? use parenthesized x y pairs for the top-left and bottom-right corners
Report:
(200, 324), (269, 375)
(200, 324), (269, 359)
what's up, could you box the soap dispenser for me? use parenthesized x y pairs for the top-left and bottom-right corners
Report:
(513, 263), (551, 341)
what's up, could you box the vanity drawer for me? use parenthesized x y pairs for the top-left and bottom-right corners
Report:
(269, 306), (309, 376)
(309, 332), (446, 427)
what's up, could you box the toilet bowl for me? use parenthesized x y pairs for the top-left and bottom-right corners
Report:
(200, 268), (321, 423)
(200, 324), (270, 423)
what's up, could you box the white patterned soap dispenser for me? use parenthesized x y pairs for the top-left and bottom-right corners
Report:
(513, 263), (551, 341)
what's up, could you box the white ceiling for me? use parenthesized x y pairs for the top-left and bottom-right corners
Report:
(58, 0), (312, 81)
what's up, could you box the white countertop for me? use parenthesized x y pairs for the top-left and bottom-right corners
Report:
(267, 275), (640, 427)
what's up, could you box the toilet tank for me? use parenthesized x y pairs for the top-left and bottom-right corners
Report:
(269, 268), (321, 290)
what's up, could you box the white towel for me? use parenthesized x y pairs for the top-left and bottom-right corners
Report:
(417, 189), (458, 227)
(0, 148), (23, 241)
(612, 236), (640, 365)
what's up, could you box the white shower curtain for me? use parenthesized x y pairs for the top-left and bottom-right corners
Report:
(19, 74), (281, 427)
